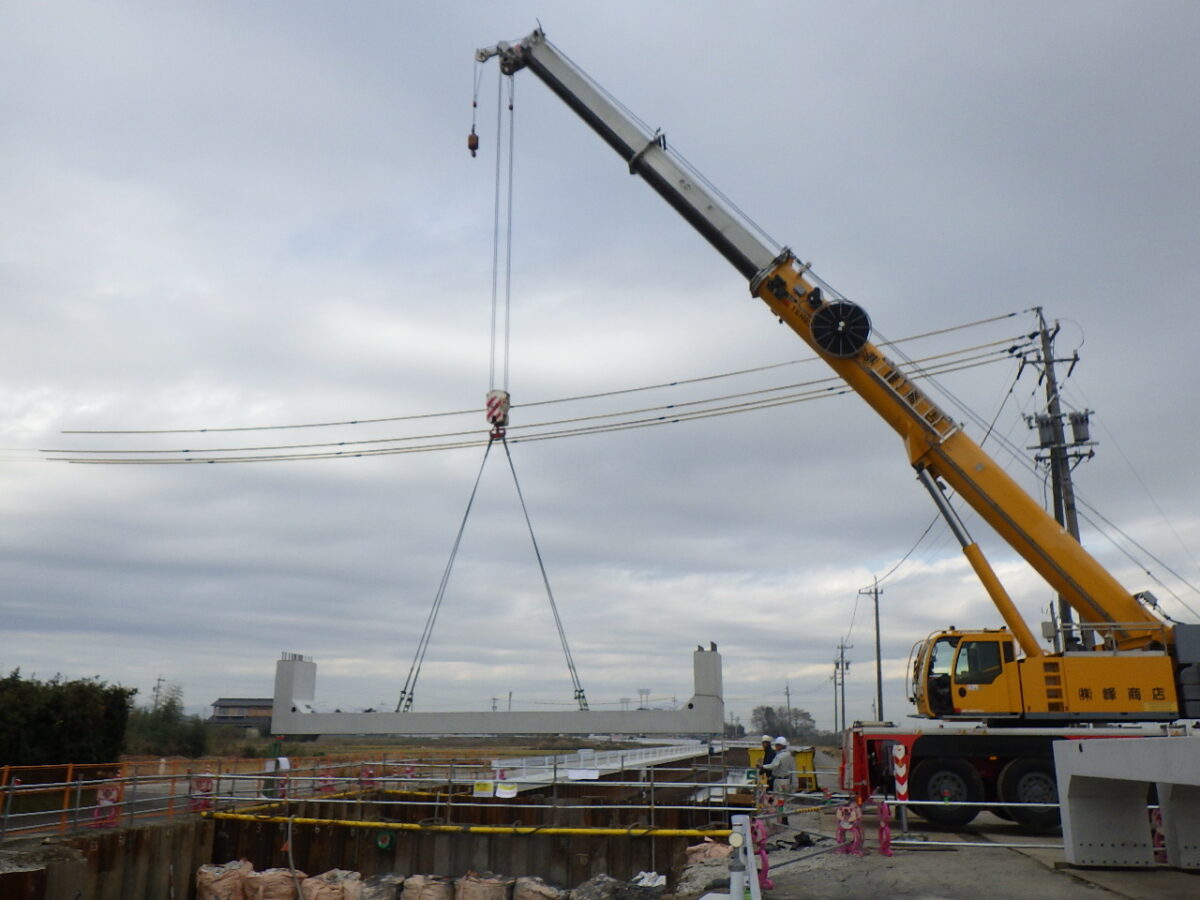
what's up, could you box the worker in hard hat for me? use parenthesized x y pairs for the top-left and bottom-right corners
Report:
(762, 737), (796, 792)
(761, 736), (797, 824)
(759, 734), (777, 768)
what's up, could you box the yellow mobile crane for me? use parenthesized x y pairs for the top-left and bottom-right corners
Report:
(478, 27), (1199, 726)
(477, 30), (1200, 827)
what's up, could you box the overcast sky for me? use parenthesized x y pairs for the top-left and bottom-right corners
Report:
(3, 1), (1199, 734)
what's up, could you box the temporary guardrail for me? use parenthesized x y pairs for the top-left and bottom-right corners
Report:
(0, 747), (738, 841)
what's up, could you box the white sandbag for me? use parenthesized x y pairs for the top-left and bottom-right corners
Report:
(401, 874), (454, 900)
(302, 869), (364, 900)
(455, 871), (514, 900)
(197, 859), (253, 900)
(361, 872), (405, 900)
(513, 876), (563, 900)
(244, 867), (307, 900)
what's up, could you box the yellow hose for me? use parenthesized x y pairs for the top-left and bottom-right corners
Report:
(204, 810), (730, 838)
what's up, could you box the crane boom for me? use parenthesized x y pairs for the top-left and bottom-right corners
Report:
(477, 35), (777, 281)
(479, 28), (1161, 646)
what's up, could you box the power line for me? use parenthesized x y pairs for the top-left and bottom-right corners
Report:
(60, 314), (1025, 436)
(45, 356), (1009, 465)
(47, 349), (1009, 456)
(45, 342), (1026, 464)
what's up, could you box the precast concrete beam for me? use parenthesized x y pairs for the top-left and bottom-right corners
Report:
(272, 646), (724, 736)
(1053, 734), (1200, 869)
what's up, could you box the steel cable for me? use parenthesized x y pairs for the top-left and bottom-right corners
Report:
(396, 439), (495, 711)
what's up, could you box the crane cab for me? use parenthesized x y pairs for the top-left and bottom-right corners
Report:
(910, 629), (1023, 720)
(911, 627), (1181, 722)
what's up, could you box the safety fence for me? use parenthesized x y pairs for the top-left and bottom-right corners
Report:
(2, 754), (1084, 860)
(0, 750), (761, 842)
(0, 754), (515, 840)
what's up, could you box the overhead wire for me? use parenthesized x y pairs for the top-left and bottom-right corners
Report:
(1063, 380), (1200, 600)
(44, 349), (1019, 464)
(862, 308), (1199, 632)
(994, 331), (1200, 616)
(871, 330), (1033, 591)
(57, 312), (1023, 437)
(43, 341), (1016, 456)
(1076, 505), (1200, 617)
(46, 328), (1029, 460)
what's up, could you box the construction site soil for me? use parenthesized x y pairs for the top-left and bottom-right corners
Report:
(749, 805), (1199, 900)
(738, 749), (1199, 900)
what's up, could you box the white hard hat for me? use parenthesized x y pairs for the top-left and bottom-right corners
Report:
(773, 736), (788, 748)
(760, 735), (773, 742)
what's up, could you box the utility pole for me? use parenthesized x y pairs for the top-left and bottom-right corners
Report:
(834, 643), (852, 732)
(1028, 307), (1095, 651)
(831, 663), (838, 736)
(784, 681), (793, 738)
(858, 579), (884, 721)
(152, 675), (164, 709)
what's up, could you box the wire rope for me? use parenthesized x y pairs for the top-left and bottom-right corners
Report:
(503, 76), (515, 392)
(401, 69), (589, 711)
(539, 39), (782, 259)
(499, 437), (588, 710)
(395, 439), (495, 712)
(489, 70), (503, 390)
(493, 70), (588, 706)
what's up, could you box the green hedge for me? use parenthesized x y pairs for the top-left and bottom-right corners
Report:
(0, 670), (134, 765)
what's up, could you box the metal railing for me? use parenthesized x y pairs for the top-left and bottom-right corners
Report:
(0, 747), (743, 841)
(2, 755), (1092, 859)
(489, 741), (712, 783)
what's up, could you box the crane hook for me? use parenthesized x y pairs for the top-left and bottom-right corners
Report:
(468, 126), (479, 158)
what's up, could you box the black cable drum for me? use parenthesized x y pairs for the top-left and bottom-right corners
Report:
(810, 301), (871, 357)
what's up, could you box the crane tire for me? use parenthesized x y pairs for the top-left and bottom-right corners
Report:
(998, 758), (1060, 834)
(910, 758), (983, 828)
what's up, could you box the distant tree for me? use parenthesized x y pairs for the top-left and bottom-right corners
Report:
(750, 705), (782, 738)
(751, 705), (828, 743)
(723, 720), (746, 738)
(124, 682), (208, 757)
(0, 669), (134, 764)
(786, 708), (819, 742)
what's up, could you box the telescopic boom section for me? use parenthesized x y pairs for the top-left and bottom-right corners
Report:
(478, 29), (1166, 648)
(476, 31), (778, 280)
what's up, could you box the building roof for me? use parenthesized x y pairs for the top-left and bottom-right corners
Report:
(211, 698), (274, 706)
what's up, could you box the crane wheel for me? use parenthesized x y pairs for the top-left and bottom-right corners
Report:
(909, 758), (983, 828)
(998, 758), (1060, 833)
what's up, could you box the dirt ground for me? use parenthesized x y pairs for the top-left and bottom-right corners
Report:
(737, 747), (1200, 900)
(756, 805), (1200, 900)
